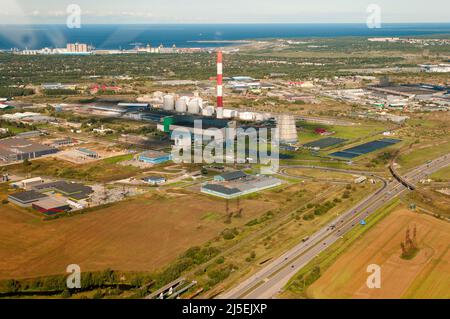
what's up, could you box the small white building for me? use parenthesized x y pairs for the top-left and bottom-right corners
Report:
(354, 176), (367, 184)
(11, 177), (44, 190)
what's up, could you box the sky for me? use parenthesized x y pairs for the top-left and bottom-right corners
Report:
(0, 0), (449, 24)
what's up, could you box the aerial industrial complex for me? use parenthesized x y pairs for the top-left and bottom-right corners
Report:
(8, 180), (94, 214)
(0, 20), (449, 304)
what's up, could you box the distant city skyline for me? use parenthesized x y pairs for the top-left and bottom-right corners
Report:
(0, 0), (449, 24)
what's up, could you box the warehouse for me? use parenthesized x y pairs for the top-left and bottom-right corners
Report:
(8, 190), (48, 207)
(0, 137), (58, 162)
(32, 198), (71, 215)
(11, 177), (44, 190)
(214, 170), (247, 182)
(142, 176), (167, 185)
(77, 148), (99, 159)
(138, 150), (172, 164)
(201, 184), (241, 198)
(33, 181), (93, 201)
(202, 174), (282, 199)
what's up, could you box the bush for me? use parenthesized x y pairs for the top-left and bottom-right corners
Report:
(222, 228), (239, 240)
(206, 265), (234, 288)
(245, 219), (259, 227)
(182, 246), (220, 265)
(1, 199), (8, 205)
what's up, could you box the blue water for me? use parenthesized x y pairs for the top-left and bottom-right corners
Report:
(0, 23), (449, 50)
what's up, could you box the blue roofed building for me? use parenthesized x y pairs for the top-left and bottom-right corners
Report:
(138, 150), (172, 165)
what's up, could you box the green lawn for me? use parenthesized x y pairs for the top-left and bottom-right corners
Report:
(102, 153), (134, 164)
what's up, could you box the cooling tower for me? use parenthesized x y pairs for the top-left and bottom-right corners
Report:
(277, 115), (298, 144)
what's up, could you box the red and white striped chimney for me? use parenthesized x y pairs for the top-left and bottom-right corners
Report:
(216, 50), (224, 119)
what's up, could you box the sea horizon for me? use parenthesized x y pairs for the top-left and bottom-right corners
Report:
(1, 23), (449, 50)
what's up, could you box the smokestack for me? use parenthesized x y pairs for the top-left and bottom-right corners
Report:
(216, 50), (224, 119)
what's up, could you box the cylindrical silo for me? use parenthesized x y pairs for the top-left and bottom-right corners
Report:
(163, 95), (175, 111)
(239, 112), (255, 121)
(175, 96), (189, 113)
(188, 98), (202, 114)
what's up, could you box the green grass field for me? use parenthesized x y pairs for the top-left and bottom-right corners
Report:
(430, 166), (450, 182)
(397, 140), (450, 172)
(298, 121), (388, 145)
(5, 156), (142, 183)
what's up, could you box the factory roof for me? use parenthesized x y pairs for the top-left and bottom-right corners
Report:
(140, 150), (170, 158)
(77, 148), (98, 155)
(0, 138), (57, 156)
(33, 197), (69, 210)
(8, 190), (48, 203)
(33, 181), (93, 198)
(142, 176), (166, 182)
(202, 184), (241, 195)
(218, 171), (247, 181)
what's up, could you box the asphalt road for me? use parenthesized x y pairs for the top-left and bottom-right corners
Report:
(219, 154), (450, 299)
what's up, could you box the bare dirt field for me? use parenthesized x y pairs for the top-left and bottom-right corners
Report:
(0, 189), (278, 280)
(308, 208), (450, 299)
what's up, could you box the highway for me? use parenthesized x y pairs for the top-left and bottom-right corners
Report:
(219, 154), (450, 299)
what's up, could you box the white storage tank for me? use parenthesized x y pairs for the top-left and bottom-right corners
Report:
(223, 109), (238, 119)
(175, 96), (189, 113)
(163, 95), (175, 111)
(202, 105), (214, 117)
(188, 98), (202, 114)
(239, 112), (256, 121)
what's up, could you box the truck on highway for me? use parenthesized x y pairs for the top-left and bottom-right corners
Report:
(302, 236), (310, 243)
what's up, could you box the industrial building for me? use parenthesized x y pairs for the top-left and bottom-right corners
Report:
(8, 178), (94, 214)
(202, 172), (282, 199)
(214, 170), (247, 182)
(157, 115), (231, 142)
(11, 177), (44, 190)
(32, 198), (71, 215)
(0, 137), (58, 162)
(142, 176), (167, 185)
(138, 150), (172, 164)
(33, 181), (94, 201)
(8, 190), (48, 207)
(89, 102), (149, 115)
(77, 148), (99, 159)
